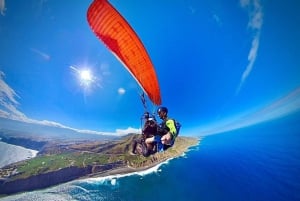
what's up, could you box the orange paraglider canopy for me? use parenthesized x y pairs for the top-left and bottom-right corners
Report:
(87, 0), (162, 105)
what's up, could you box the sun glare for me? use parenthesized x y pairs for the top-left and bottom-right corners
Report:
(80, 70), (92, 82)
(70, 65), (102, 93)
(77, 69), (95, 88)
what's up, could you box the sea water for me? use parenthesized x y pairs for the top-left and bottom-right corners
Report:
(1, 113), (300, 201)
(0, 141), (38, 168)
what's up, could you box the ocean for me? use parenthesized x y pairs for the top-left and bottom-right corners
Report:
(1, 113), (300, 201)
(0, 141), (38, 168)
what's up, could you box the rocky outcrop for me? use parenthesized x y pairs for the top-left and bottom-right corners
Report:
(91, 162), (123, 173)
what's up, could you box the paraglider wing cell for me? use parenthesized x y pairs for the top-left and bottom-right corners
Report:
(87, 0), (162, 105)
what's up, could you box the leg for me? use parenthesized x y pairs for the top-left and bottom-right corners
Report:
(145, 136), (163, 153)
(145, 136), (155, 146)
(131, 137), (144, 155)
(146, 135), (164, 152)
(131, 139), (138, 154)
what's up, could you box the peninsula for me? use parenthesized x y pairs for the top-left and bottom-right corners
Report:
(0, 134), (199, 196)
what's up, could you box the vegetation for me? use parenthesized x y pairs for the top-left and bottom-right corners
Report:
(14, 153), (110, 179)
(1, 134), (199, 181)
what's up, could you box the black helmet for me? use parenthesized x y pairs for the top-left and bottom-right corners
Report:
(143, 112), (150, 119)
(157, 106), (168, 114)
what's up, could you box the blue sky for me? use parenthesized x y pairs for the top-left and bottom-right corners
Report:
(0, 0), (299, 137)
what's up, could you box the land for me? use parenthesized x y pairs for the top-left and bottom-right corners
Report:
(0, 134), (199, 196)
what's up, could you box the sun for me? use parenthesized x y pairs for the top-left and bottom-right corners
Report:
(78, 69), (94, 87)
(70, 65), (101, 92)
(80, 70), (92, 82)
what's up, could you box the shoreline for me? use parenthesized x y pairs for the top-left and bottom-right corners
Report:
(91, 137), (201, 179)
(83, 139), (201, 181)
(86, 158), (171, 180)
(0, 136), (200, 196)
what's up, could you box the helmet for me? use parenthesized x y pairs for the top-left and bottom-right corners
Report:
(157, 106), (168, 114)
(143, 112), (150, 119)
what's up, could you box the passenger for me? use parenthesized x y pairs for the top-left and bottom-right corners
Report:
(130, 112), (157, 156)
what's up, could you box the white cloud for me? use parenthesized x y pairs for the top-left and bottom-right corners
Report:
(213, 13), (222, 27)
(116, 127), (141, 135)
(0, 71), (134, 137)
(118, 87), (126, 95)
(30, 48), (51, 61)
(0, 0), (6, 16)
(0, 73), (60, 126)
(100, 63), (111, 76)
(236, 0), (263, 94)
(240, 0), (250, 8)
(0, 72), (19, 105)
(0, 71), (26, 119)
(188, 6), (196, 14)
(198, 87), (300, 136)
(248, 0), (263, 30)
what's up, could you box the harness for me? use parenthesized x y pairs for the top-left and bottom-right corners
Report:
(138, 92), (181, 153)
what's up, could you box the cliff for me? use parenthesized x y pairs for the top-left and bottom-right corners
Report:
(0, 161), (124, 195)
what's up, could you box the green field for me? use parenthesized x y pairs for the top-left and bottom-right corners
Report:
(15, 152), (111, 178)
(3, 135), (199, 180)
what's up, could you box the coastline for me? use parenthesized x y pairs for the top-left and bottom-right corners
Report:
(85, 138), (201, 180)
(0, 136), (200, 196)
(86, 157), (171, 180)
